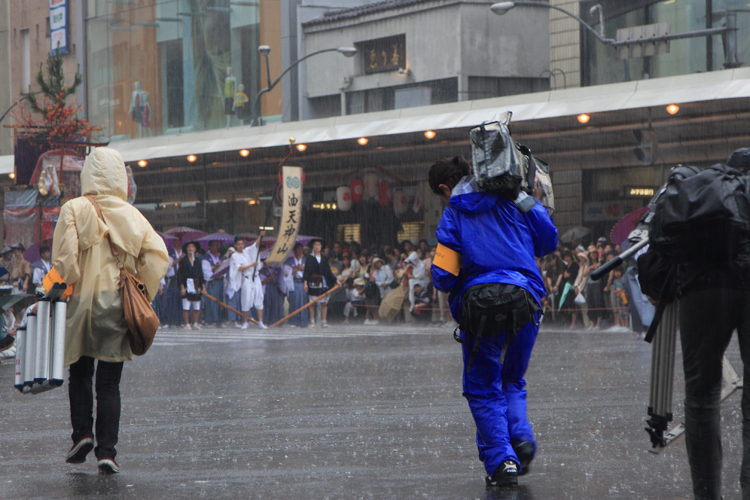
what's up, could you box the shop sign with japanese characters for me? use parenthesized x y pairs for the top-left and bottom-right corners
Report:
(362, 35), (406, 75)
(265, 166), (303, 265)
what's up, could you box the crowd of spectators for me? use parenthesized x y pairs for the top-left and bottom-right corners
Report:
(539, 236), (633, 332)
(0, 242), (53, 359)
(0, 230), (638, 354)
(154, 236), (452, 329)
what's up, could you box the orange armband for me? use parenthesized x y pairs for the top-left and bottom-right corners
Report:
(42, 267), (74, 299)
(434, 243), (461, 276)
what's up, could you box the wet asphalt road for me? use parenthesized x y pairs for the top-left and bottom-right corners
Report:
(0, 322), (745, 500)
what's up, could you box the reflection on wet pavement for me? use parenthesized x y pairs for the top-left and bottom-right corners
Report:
(0, 324), (744, 499)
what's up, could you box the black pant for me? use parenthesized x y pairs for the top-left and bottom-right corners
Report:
(69, 356), (124, 459)
(679, 288), (750, 500)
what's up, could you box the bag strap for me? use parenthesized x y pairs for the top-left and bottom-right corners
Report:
(465, 314), (487, 374)
(85, 195), (123, 269)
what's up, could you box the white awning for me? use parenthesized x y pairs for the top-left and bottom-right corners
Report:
(3, 67), (749, 166)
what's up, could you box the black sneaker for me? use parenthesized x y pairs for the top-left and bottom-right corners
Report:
(513, 441), (534, 476)
(97, 456), (120, 474)
(66, 433), (94, 464)
(485, 460), (519, 487)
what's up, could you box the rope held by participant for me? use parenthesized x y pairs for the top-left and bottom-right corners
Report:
(202, 291), (259, 325)
(270, 283), (343, 328)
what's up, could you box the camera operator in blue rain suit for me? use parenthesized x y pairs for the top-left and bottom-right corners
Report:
(429, 156), (557, 487)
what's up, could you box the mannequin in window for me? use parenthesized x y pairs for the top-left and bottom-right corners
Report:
(140, 92), (152, 137)
(129, 82), (147, 138)
(224, 67), (237, 127)
(233, 84), (249, 126)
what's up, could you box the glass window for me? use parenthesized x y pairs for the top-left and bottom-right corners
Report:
(582, 0), (750, 86)
(85, 0), (281, 141)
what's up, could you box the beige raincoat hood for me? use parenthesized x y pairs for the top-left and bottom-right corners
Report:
(52, 147), (168, 366)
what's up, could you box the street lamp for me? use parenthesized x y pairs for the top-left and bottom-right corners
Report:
(490, 2), (614, 44)
(252, 45), (358, 126)
(490, 2), (741, 68)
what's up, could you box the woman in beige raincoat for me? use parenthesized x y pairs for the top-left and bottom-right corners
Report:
(52, 147), (168, 473)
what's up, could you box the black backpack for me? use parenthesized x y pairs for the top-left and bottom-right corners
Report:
(648, 163), (750, 266)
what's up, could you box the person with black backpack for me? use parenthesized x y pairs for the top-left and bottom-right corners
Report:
(640, 148), (750, 500)
(428, 155), (557, 487)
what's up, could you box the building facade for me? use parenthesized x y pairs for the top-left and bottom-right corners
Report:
(1, 0), (749, 247)
(0, 0), (82, 156)
(298, 0), (550, 120)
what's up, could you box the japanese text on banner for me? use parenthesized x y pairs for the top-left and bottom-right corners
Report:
(265, 166), (303, 266)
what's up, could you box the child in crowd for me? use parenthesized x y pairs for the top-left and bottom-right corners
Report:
(343, 278), (366, 324)
(363, 268), (381, 325)
(411, 282), (431, 320)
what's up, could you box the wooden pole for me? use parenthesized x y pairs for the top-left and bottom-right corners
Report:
(202, 291), (259, 325)
(270, 283), (343, 328)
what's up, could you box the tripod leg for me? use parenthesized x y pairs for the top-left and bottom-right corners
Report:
(720, 355), (743, 401)
(646, 302), (679, 453)
(649, 356), (743, 455)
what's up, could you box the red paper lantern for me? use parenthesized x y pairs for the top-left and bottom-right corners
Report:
(378, 181), (392, 206)
(337, 186), (352, 211)
(350, 178), (364, 203)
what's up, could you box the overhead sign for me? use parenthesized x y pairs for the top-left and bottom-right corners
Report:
(50, 0), (68, 55)
(264, 166), (303, 266)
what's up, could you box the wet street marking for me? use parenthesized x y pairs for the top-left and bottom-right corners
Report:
(151, 325), (446, 345)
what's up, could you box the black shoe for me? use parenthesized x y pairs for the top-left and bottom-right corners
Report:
(513, 441), (534, 476)
(66, 433), (94, 464)
(485, 460), (519, 487)
(97, 456), (120, 474)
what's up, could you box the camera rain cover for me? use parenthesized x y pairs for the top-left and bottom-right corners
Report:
(470, 112), (529, 197)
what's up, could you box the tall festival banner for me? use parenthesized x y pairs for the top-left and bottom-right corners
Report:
(264, 166), (303, 266)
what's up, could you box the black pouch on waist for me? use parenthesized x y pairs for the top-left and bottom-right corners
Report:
(457, 283), (540, 373)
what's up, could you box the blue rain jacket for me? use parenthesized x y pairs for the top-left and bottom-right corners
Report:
(431, 177), (557, 322)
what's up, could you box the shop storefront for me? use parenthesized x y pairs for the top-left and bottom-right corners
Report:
(103, 67), (750, 242)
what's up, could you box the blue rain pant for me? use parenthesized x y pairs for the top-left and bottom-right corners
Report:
(461, 316), (539, 476)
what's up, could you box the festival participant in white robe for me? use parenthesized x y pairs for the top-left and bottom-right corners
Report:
(229, 233), (268, 329)
(224, 247), (242, 325)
